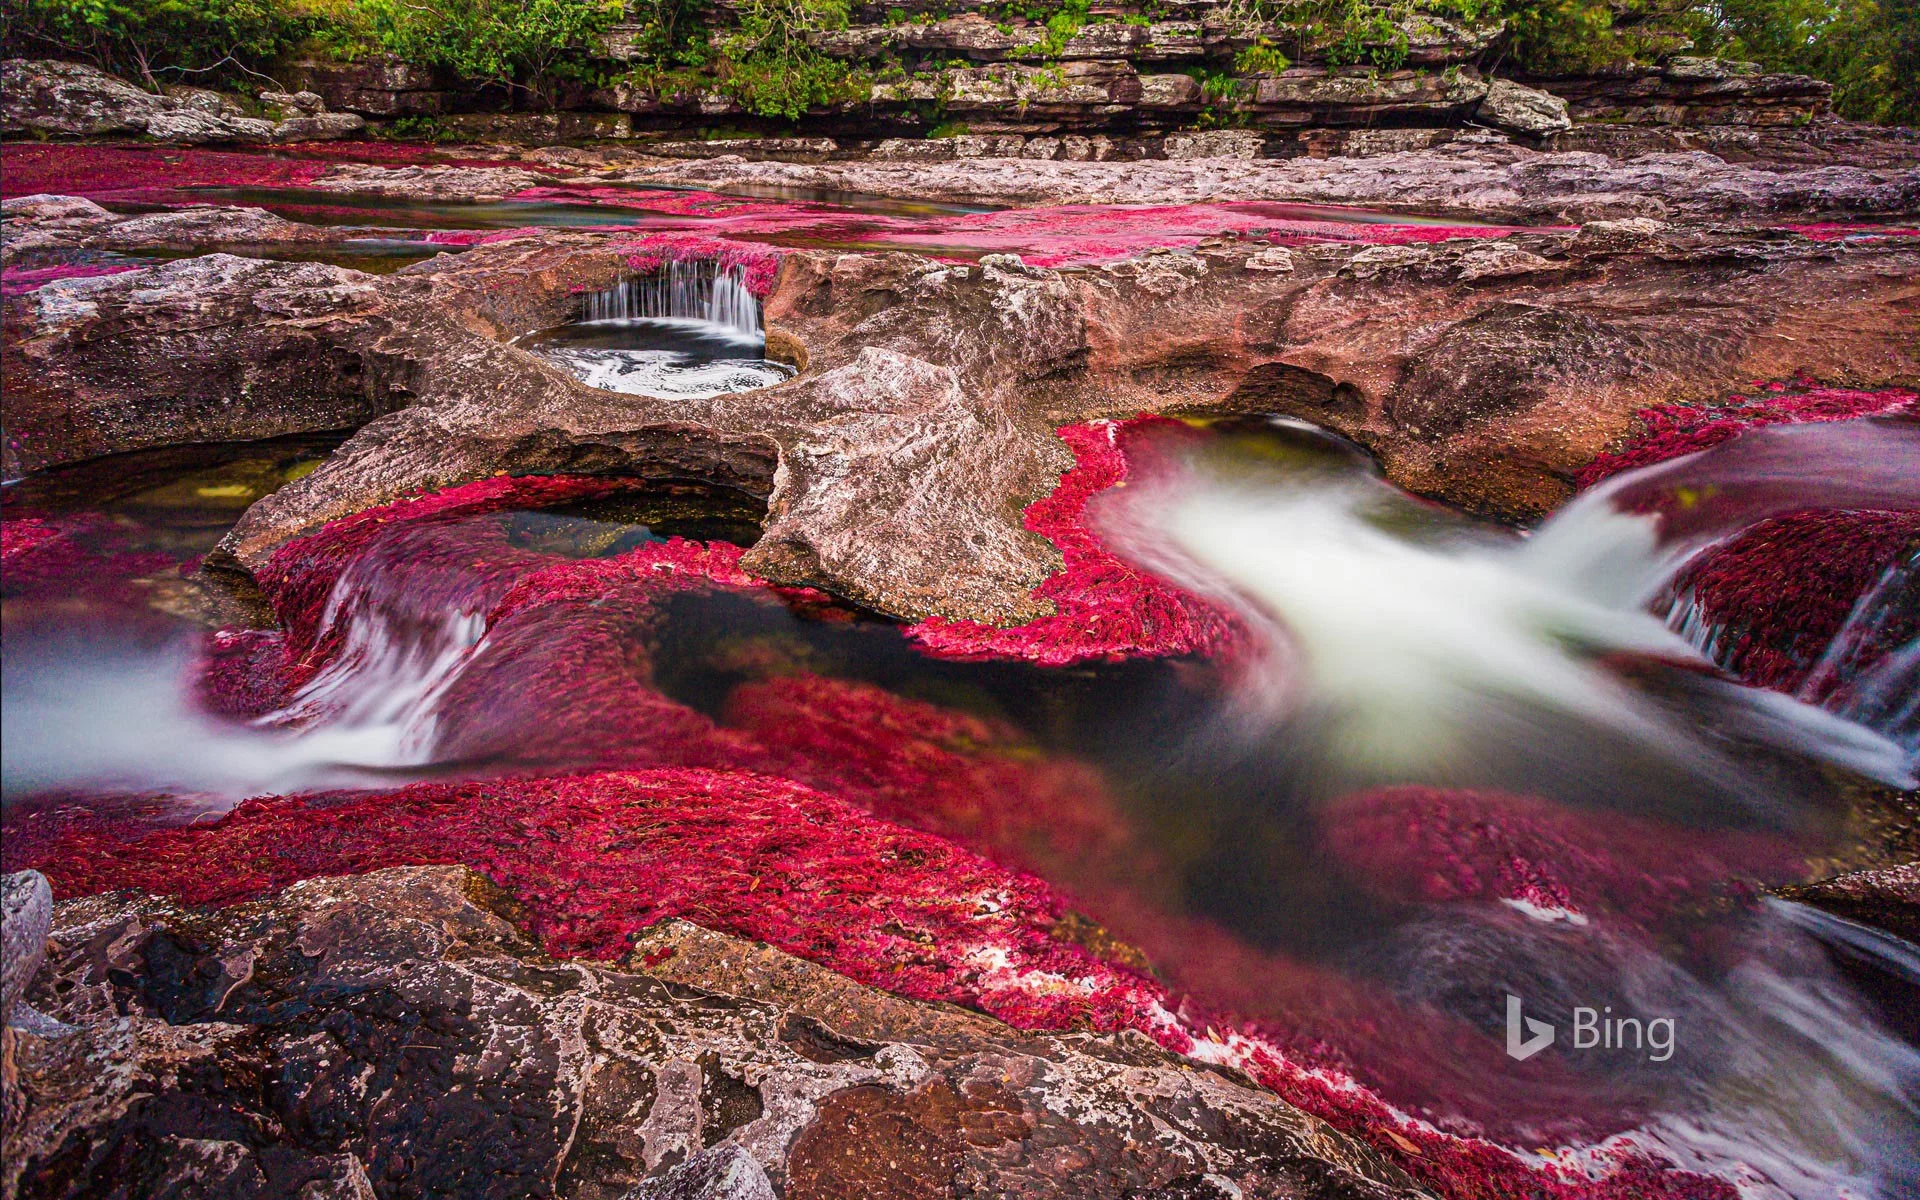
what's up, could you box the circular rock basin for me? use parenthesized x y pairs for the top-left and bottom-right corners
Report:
(521, 318), (796, 400)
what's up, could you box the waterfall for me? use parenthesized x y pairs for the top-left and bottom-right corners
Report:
(582, 261), (762, 338)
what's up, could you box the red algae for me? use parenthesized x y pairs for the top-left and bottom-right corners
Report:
(908, 418), (1242, 665)
(612, 232), (786, 295)
(1666, 510), (1919, 692)
(1577, 383), (1920, 693)
(0, 262), (142, 297)
(3, 761), (1741, 1200)
(1575, 383), (1917, 488)
(1320, 786), (1804, 929)
(0, 142), (555, 203)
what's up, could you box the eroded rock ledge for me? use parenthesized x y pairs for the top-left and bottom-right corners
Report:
(5, 210), (1916, 626)
(1, 865), (1427, 1200)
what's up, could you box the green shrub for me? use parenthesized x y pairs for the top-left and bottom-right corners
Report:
(1234, 37), (1292, 72)
(711, 0), (869, 118)
(359, 0), (619, 107)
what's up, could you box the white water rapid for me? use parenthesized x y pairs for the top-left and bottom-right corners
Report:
(1106, 418), (1920, 810)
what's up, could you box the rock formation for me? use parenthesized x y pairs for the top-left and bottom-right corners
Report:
(1, 865), (1426, 1200)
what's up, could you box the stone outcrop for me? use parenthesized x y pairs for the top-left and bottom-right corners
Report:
(610, 144), (1920, 222)
(285, 58), (463, 116)
(1776, 861), (1920, 943)
(1, 195), (344, 266)
(5, 195), (1916, 622)
(1527, 57), (1834, 128)
(0, 48), (1868, 164)
(2, 59), (364, 144)
(1, 865), (1426, 1200)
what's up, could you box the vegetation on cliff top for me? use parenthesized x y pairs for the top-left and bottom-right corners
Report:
(1, 0), (1914, 122)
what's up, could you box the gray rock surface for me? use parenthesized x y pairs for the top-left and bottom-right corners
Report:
(1, 59), (363, 144)
(606, 145), (1920, 223)
(1476, 78), (1573, 136)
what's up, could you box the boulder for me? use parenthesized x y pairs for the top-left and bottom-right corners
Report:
(0, 58), (362, 144)
(287, 56), (453, 116)
(257, 87), (326, 114)
(1, 58), (168, 137)
(1249, 67), (1489, 127)
(1476, 77), (1573, 136)
(269, 111), (365, 141)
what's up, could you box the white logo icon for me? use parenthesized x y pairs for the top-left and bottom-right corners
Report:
(1506, 993), (1555, 1061)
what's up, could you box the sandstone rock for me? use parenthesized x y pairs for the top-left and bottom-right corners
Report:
(1161, 128), (1264, 159)
(1, 58), (164, 137)
(9, 212), (1916, 617)
(1250, 67), (1488, 127)
(258, 87), (326, 113)
(1244, 245), (1296, 272)
(270, 111), (365, 141)
(160, 84), (239, 116)
(952, 133), (1028, 157)
(1137, 73), (1203, 110)
(288, 56), (452, 116)
(1776, 862), (1920, 943)
(622, 1146), (777, 1200)
(872, 137), (956, 161)
(143, 105), (252, 144)
(1532, 63), (1832, 127)
(0, 866), (1427, 1200)
(0, 59), (359, 144)
(311, 162), (548, 199)
(640, 137), (839, 161)
(612, 146), (1920, 223)
(1475, 77), (1572, 136)
(3, 198), (346, 267)
(1663, 56), (1763, 81)
(1, 193), (114, 225)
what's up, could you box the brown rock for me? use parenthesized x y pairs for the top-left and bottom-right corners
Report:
(2, 867), (1426, 1200)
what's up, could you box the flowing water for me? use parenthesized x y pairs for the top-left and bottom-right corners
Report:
(3, 416), (1917, 1199)
(518, 265), (796, 399)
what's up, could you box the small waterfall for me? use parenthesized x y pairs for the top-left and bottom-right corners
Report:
(1801, 550), (1920, 759)
(583, 261), (762, 338)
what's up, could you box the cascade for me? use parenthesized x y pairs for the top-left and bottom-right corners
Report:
(582, 261), (763, 338)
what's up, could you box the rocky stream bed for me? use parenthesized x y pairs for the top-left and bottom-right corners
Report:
(3, 65), (1919, 1200)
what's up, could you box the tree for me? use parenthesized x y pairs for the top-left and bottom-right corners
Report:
(2, 0), (307, 90)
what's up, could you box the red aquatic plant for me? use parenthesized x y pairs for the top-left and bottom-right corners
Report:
(1577, 383), (1919, 693)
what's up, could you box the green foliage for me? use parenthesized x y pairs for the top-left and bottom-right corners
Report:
(926, 118), (968, 135)
(1234, 36), (1291, 72)
(1, 0), (315, 88)
(1690, 0), (1918, 122)
(378, 112), (453, 137)
(713, 0), (868, 118)
(359, 0), (618, 106)
(1312, 0), (1413, 69)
